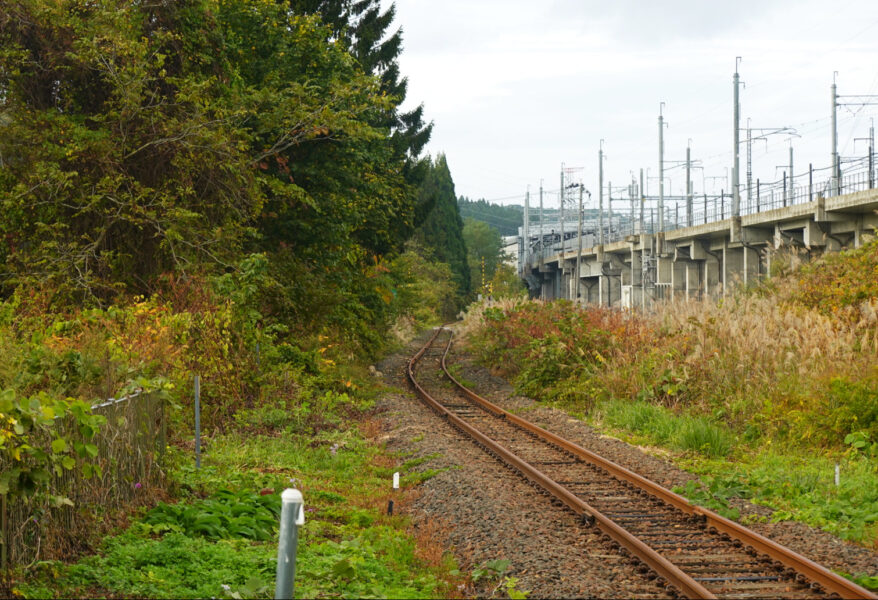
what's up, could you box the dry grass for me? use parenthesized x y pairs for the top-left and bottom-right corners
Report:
(459, 244), (878, 448)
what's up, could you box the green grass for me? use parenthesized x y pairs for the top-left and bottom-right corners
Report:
(594, 399), (878, 553)
(680, 451), (878, 546)
(599, 399), (732, 458)
(15, 429), (457, 599)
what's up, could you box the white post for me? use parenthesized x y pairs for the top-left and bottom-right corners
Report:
(275, 489), (305, 600)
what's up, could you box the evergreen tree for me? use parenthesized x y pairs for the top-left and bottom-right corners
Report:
(457, 197), (523, 236)
(463, 218), (506, 294)
(414, 155), (470, 301)
(288, 0), (432, 164)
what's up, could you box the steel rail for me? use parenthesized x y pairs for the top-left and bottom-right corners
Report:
(408, 327), (715, 599)
(437, 327), (877, 600)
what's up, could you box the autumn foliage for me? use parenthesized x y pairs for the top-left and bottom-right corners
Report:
(463, 239), (878, 450)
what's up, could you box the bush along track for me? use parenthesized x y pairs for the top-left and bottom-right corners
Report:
(458, 241), (878, 585)
(15, 416), (462, 599)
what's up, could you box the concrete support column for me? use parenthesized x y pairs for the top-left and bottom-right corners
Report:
(630, 247), (642, 308)
(823, 234), (842, 253)
(742, 246), (760, 285)
(854, 217), (864, 249)
(724, 246), (744, 290)
(685, 261), (701, 301)
(657, 256), (672, 285)
(721, 243), (728, 296)
(586, 280), (599, 304)
(672, 261), (687, 301)
(608, 275), (621, 307)
(705, 253), (720, 297)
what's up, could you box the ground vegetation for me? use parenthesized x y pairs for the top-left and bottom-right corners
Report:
(460, 241), (878, 551)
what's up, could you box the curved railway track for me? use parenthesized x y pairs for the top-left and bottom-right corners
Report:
(407, 326), (877, 600)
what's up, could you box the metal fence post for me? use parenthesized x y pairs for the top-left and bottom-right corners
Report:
(1, 494), (7, 573)
(808, 163), (814, 202)
(194, 375), (201, 470)
(756, 179), (760, 212)
(275, 489), (304, 600)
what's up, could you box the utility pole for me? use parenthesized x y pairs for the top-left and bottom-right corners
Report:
(523, 186), (530, 271)
(789, 144), (794, 204)
(831, 73), (839, 196)
(686, 141), (693, 227)
(639, 168), (645, 234)
(871, 120), (875, 188)
(659, 103), (665, 232)
(560, 165), (565, 258)
(599, 142), (605, 245)
(746, 120), (753, 210)
(608, 180), (613, 240)
(539, 180), (544, 256)
(836, 93), (878, 191)
(733, 58), (741, 218)
(629, 174), (636, 235)
(576, 184), (584, 301)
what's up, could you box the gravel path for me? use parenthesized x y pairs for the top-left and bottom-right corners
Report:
(374, 327), (878, 597)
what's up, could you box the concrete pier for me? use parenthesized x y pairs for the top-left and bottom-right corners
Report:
(523, 189), (878, 306)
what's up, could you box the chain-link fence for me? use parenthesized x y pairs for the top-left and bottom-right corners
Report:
(1, 390), (165, 568)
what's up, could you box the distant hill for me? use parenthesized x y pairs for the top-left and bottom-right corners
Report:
(457, 197), (523, 236)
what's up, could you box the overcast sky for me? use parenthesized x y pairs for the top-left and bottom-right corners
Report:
(386, 0), (878, 210)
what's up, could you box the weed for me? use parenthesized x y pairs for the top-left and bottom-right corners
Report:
(401, 453), (442, 471)
(675, 417), (732, 458)
(674, 476), (748, 520)
(139, 489), (281, 541)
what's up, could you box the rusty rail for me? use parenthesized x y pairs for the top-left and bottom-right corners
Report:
(408, 326), (878, 600)
(408, 327), (714, 598)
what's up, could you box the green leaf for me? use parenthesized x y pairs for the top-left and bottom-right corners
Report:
(31, 468), (51, 483)
(50, 495), (74, 508)
(51, 438), (67, 454)
(332, 558), (356, 579)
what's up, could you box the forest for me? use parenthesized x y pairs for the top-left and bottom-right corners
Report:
(0, 2), (508, 595)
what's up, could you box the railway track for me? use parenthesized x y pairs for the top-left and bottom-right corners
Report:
(407, 326), (877, 600)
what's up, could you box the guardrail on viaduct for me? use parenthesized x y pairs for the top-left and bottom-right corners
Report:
(520, 164), (878, 308)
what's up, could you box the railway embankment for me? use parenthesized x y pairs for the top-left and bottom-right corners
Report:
(449, 239), (878, 589)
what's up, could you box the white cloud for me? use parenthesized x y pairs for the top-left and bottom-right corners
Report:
(388, 0), (878, 204)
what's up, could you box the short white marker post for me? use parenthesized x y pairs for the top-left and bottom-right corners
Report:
(275, 489), (305, 600)
(835, 463), (840, 487)
(388, 472), (400, 515)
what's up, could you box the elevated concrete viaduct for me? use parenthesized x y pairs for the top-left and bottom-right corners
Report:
(521, 188), (878, 307)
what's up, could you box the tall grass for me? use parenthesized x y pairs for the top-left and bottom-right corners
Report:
(461, 240), (878, 451)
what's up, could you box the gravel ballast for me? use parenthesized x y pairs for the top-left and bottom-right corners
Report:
(374, 328), (878, 597)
